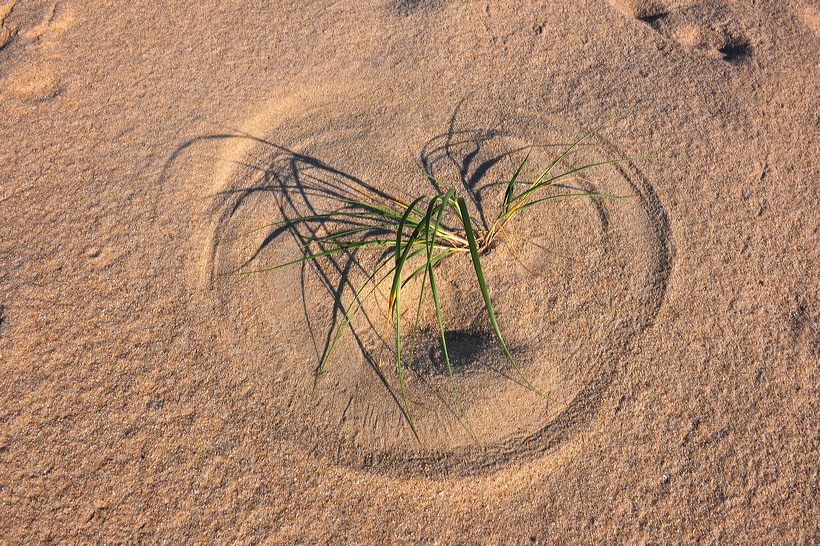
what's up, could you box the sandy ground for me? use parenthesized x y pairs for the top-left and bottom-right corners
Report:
(1, 0), (818, 542)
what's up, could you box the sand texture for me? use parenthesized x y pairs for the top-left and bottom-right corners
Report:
(1, 0), (818, 542)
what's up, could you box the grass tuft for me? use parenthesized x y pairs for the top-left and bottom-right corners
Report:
(220, 107), (647, 444)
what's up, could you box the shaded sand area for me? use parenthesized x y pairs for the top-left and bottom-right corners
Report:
(1, 0), (818, 541)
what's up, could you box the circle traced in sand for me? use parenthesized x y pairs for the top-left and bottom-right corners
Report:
(192, 91), (670, 476)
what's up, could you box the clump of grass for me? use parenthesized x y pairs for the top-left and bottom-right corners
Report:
(222, 107), (645, 444)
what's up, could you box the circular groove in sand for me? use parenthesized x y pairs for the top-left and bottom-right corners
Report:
(192, 93), (670, 477)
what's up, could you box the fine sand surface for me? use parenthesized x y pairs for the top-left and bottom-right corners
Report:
(1, 0), (818, 542)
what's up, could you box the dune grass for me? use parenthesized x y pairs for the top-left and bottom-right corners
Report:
(222, 108), (645, 444)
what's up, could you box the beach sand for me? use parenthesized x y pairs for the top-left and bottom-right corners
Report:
(1, 0), (818, 541)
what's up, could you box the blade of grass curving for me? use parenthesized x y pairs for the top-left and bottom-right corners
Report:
(391, 197), (428, 309)
(502, 148), (531, 215)
(457, 197), (559, 404)
(405, 193), (467, 365)
(376, 245), (443, 355)
(390, 196), (429, 443)
(426, 191), (477, 441)
(485, 149), (531, 244)
(291, 173), (414, 218)
(511, 191), (629, 215)
(217, 210), (396, 246)
(417, 167), (454, 195)
(517, 105), (641, 201)
(302, 221), (401, 245)
(400, 249), (450, 288)
(320, 193), (414, 221)
(510, 157), (653, 210)
(225, 238), (399, 276)
(494, 143), (603, 199)
(316, 192), (407, 221)
(405, 191), (464, 366)
(407, 199), (440, 366)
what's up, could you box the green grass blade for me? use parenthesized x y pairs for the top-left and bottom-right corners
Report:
(522, 104), (641, 196)
(502, 148), (531, 215)
(224, 239), (396, 276)
(314, 243), (438, 391)
(301, 222), (401, 245)
(391, 196), (429, 443)
(400, 250), (449, 287)
(510, 157), (652, 207)
(407, 198), (442, 366)
(427, 191), (477, 441)
(512, 191), (629, 214)
(457, 197), (558, 403)
(217, 211), (395, 246)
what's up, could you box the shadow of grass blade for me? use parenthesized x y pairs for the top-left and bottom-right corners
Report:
(313, 254), (397, 391)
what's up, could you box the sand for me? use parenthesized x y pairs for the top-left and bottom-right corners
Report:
(1, 0), (818, 542)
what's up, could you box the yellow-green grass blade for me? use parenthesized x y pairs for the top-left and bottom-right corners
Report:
(336, 196), (417, 220)
(502, 148), (531, 216)
(511, 191), (629, 214)
(509, 157), (651, 214)
(224, 238), (399, 276)
(399, 249), (450, 289)
(301, 221), (402, 244)
(217, 211), (397, 246)
(523, 104), (641, 196)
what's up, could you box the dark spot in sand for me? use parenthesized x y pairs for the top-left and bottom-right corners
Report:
(410, 329), (499, 377)
(789, 298), (809, 336)
(717, 36), (751, 63)
(389, 0), (441, 17)
(638, 12), (668, 28)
